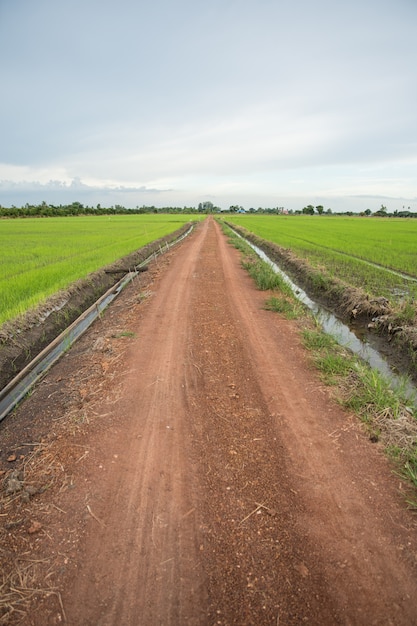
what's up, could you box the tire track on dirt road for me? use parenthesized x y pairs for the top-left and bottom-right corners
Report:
(63, 220), (212, 625)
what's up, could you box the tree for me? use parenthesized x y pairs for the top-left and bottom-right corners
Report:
(199, 201), (214, 213)
(315, 205), (324, 215)
(374, 204), (388, 217)
(302, 205), (315, 215)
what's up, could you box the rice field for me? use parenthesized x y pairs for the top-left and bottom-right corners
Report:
(225, 215), (417, 300)
(0, 215), (199, 326)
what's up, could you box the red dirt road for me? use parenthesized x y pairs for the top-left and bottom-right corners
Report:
(2, 217), (417, 625)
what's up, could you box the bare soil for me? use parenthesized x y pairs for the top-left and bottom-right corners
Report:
(1, 217), (417, 625)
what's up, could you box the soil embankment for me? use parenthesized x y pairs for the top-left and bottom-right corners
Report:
(1, 217), (417, 625)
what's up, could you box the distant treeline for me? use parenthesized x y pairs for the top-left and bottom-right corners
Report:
(296, 204), (417, 217)
(0, 202), (198, 217)
(0, 201), (416, 218)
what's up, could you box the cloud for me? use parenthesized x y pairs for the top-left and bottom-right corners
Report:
(0, 0), (416, 210)
(0, 178), (172, 208)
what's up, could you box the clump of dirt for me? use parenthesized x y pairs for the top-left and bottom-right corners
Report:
(228, 223), (417, 382)
(0, 224), (192, 392)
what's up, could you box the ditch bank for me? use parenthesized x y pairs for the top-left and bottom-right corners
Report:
(0, 223), (193, 392)
(226, 222), (417, 384)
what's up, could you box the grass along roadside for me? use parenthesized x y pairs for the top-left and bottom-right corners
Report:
(222, 222), (417, 506)
(224, 223), (304, 320)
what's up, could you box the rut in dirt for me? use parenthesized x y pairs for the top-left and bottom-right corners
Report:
(31, 218), (417, 625)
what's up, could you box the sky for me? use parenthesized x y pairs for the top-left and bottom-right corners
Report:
(1, 0), (417, 212)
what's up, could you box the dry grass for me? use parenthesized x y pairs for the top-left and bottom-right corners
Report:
(373, 407), (417, 451)
(0, 439), (74, 623)
(0, 553), (63, 625)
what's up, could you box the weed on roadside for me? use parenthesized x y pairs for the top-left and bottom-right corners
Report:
(223, 222), (294, 295)
(241, 258), (288, 291)
(264, 295), (304, 320)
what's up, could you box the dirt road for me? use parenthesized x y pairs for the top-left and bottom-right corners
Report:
(2, 217), (417, 625)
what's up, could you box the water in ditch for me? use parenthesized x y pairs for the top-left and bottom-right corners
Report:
(246, 239), (417, 407)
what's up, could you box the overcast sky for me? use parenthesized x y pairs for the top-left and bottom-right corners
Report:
(1, 0), (416, 212)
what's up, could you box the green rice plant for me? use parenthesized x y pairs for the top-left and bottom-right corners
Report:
(227, 215), (417, 276)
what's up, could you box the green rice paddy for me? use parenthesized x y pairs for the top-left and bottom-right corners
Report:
(226, 215), (417, 300)
(0, 215), (199, 326)
(3, 213), (416, 328)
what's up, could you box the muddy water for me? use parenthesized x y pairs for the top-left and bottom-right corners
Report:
(246, 238), (417, 406)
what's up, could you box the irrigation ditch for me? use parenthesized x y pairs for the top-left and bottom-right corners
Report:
(0, 223), (194, 421)
(225, 222), (417, 396)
